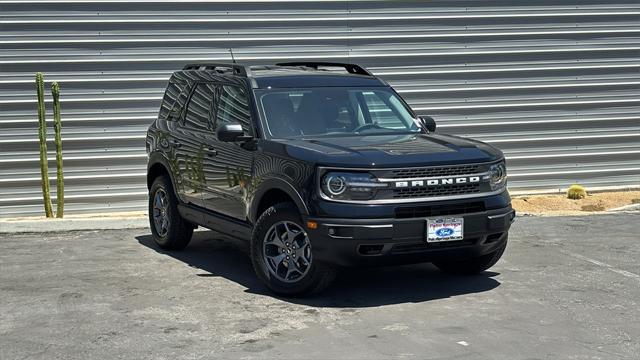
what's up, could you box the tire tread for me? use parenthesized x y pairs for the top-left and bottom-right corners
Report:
(149, 175), (193, 251)
(250, 202), (336, 296)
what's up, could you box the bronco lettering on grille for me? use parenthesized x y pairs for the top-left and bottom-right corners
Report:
(395, 176), (481, 188)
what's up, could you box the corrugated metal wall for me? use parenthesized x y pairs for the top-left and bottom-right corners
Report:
(1, 0), (639, 217)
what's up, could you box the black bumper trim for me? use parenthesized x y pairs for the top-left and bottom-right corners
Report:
(305, 206), (514, 267)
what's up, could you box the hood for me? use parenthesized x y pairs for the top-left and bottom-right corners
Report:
(265, 133), (503, 168)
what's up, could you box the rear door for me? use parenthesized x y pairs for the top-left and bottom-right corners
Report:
(173, 82), (217, 207)
(201, 84), (255, 220)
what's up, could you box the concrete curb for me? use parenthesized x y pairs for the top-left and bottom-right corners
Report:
(607, 203), (640, 212)
(514, 209), (639, 217)
(0, 216), (149, 234)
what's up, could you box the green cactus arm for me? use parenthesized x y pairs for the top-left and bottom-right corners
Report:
(52, 82), (64, 218)
(36, 72), (53, 218)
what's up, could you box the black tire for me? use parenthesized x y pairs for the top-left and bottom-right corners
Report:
(250, 202), (336, 296)
(148, 175), (193, 250)
(434, 240), (507, 275)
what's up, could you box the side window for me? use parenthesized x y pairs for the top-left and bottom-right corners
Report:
(158, 82), (186, 121)
(216, 85), (252, 133)
(184, 83), (216, 131)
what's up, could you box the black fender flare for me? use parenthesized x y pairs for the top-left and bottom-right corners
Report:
(249, 177), (309, 224)
(147, 151), (180, 196)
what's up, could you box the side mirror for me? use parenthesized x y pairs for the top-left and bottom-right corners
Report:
(419, 116), (436, 133)
(216, 123), (245, 142)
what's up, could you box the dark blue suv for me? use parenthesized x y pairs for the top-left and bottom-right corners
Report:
(146, 62), (514, 296)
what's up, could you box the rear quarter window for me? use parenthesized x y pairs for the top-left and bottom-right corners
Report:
(158, 82), (188, 121)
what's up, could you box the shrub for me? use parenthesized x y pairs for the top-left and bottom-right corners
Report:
(567, 184), (587, 200)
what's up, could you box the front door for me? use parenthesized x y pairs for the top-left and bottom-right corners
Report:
(201, 84), (254, 220)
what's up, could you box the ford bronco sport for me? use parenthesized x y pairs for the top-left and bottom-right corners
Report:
(146, 62), (515, 296)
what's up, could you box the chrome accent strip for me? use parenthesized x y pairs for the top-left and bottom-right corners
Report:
(319, 188), (506, 204)
(345, 181), (388, 188)
(487, 212), (512, 220)
(327, 234), (354, 239)
(489, 210), (517, 224)
(323, 223), (393, 228)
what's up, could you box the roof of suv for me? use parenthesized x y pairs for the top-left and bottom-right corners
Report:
(171, 62), (388, 89)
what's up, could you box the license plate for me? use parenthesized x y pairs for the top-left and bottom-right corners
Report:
(426, 218), (464, 242)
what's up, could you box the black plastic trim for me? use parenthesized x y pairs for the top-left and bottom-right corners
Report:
(178, 204), (252, 241)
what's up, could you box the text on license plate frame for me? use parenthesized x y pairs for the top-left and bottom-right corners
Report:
(426, 217), (464, 243)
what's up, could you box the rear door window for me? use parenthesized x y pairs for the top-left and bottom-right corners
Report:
(183, 83), (216, 131)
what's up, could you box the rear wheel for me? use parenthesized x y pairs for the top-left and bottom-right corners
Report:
(250, 203), (336, 296)
(149, 175), (193, 250)
(434, 240), (507, 275)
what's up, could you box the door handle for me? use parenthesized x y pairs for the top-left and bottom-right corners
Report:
(206, 146), (217, 156)
(169, 140), (181, 148)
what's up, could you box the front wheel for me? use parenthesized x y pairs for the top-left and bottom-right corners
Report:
(250, 203), (336, 296)
(434, 240), (507, 275)
(148, 175), (193, 250)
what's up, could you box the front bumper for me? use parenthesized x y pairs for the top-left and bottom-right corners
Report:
(305, 206), (515, 267)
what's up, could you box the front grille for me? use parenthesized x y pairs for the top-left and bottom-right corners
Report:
(395, 201), (485, 218)
(392, 183), (481, 199)
(389, 164), (480, 179)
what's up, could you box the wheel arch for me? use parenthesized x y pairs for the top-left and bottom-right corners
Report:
(147, 152), (178, 193)
(250, 178), (309, 224)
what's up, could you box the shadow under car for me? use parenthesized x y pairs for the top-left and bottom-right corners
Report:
(136, 230), (501, 307)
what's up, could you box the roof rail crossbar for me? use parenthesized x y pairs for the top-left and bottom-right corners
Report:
(276, 62), (373, 76)
(183, 63), (248, 76)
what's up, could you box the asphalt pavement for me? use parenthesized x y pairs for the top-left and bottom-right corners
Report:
(1, 214), (639, 359)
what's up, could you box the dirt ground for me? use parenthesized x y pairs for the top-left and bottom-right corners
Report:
(511, 190), (640, 216)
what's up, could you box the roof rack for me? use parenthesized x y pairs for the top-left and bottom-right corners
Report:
(182, 63), (248, 76)
(276, 62), (373, 76)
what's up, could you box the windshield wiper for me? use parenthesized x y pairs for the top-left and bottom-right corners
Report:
(354, 122), (388, 133)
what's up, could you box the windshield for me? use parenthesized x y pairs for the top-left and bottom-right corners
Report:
(255, 87), (420, 139)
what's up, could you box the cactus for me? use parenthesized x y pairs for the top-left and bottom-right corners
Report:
(36, 72), (53, 218)
(567, 184), (587, 200)
(51, 82), (64, 218)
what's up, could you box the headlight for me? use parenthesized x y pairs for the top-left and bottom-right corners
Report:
(321, 172), (388, 201)
(489, 162), (507, 190)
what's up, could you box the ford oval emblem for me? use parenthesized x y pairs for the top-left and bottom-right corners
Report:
(435, 228), (454, 237)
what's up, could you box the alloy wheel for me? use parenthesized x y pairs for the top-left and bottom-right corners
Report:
(152, 188), (170, 236)
(262, 221), (312, 283)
